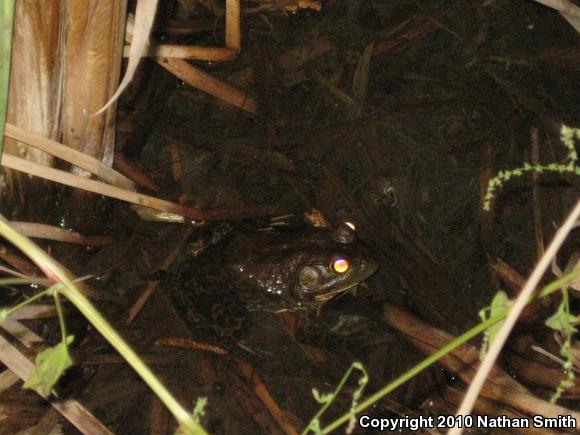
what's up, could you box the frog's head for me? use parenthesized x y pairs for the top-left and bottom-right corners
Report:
(226, 222), (378, 312)
(291, 222), (378, 307)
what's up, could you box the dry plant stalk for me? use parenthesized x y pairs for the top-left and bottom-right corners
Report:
(125, 4), (254, 114)
(5, 123), (134, 190)
(98, 0), (157, 115)
(2, 122), (206, 225)
(1, 153), (205, 221)
(158, 57), (257, 114)
(226, 0), (241, 50)
(62, 0), (126, 170)
(0, 370), (19, 395)
(125, 44), (239, 61)
(5, 0), (62, 193)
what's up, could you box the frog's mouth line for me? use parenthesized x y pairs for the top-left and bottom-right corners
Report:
(313, 282), (358, 303)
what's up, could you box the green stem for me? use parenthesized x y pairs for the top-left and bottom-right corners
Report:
(321, 268), (580, 434)
(0, 218), (207, 435)
(1, 286), (53, 318)
(52, 290), (68, 345)
(302, 363), (360, 435)
(0, 277), (51, 287)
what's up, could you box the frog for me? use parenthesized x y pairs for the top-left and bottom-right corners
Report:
(164, 220), (378, 346)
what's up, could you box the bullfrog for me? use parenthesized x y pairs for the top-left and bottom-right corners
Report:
(165, 220), (378, 345)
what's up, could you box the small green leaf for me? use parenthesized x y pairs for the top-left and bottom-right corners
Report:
(192, 397), (207, 423)
(545, 304), (579, 332)
(490, 291), (510, 314)
(488, 292), (511, 340)
(480, 292), (511, 359)
(23, 335), (74, 396)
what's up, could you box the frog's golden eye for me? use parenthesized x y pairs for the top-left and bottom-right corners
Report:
(344, 221), (356, 231)
(331, 256), (350, 274)
(298, 266), (322, 289)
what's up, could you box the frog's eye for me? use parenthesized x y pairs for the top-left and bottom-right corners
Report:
(331, 256), (350, 274)
(298, 266), (322, 289)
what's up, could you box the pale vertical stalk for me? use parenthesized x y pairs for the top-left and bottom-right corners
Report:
(5, 0), (61, 167)
(62, 0), (126, 168)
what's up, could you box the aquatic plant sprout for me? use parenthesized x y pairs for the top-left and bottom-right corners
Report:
(483, 125), (580, 211)
(303, 361), (369, 435)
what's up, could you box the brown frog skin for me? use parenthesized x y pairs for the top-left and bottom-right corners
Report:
(223, 223), (378, 312)
(167, 222), (378, 343)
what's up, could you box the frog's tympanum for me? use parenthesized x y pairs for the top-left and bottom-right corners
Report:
(167, 222), (378, 343)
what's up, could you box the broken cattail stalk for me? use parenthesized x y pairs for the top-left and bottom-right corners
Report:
(1, 153), (204, 222)
(157, 57), (257, 114)
(4, 123), (134, 190)
(125, 7), (252, 113)
(124, 44), (239, 61)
